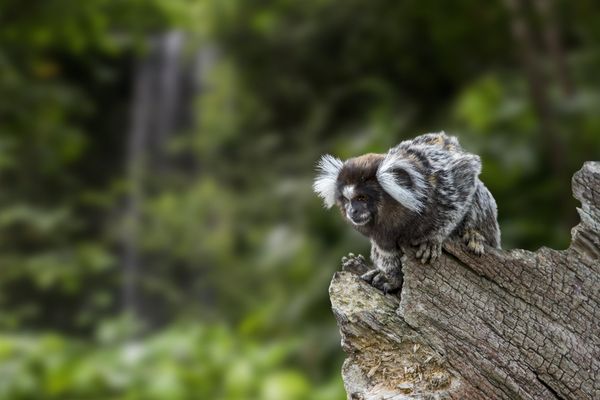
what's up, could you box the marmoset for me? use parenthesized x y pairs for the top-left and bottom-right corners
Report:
(313, 132), (500, 293)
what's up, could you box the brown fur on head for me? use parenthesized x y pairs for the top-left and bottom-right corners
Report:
(313, 152), (418, 246)
(336, 153), (383, 186)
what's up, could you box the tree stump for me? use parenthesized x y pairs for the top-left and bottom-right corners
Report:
(329, 162), (599, 400)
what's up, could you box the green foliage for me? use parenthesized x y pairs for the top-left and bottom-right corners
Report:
(0, 323), (344, 400)
(449, 55), (600, 248)
(1, 0), (600, 398)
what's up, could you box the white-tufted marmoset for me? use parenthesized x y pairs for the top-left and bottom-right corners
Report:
(313, 132), (501, 293)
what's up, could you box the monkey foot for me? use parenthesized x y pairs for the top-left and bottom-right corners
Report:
(342, 253), (370, 275)
(463, 230), (485, 256)
(413, 240), (442, 264)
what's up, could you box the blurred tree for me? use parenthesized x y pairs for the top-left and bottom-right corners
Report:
(0, 0), (176, 331)
(0, 0), (599, 398)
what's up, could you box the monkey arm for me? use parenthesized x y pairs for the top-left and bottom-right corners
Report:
(361, 243), (404, 294)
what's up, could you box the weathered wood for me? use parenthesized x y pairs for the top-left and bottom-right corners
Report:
(329, 162), (600, 400)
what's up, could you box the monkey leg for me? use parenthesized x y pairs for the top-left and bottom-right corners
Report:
(455, 184), (500, 253)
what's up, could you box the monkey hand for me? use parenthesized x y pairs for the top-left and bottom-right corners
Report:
(341, 253), (370, 275)
(361, 269), (402, 295)
(462, 229), (486, 256)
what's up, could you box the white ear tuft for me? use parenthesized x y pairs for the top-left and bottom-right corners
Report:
(313, 154), (344, 208)
(376, 153), (426, 213)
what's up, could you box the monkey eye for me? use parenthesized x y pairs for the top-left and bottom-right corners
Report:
(355, 195), (368, 202)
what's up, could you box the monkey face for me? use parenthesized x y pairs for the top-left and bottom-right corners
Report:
(336, 184), (379, 227)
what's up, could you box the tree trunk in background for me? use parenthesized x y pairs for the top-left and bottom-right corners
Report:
(502, 0), (565, 177)
(533, 0), (575, 97)
(122, 31), (217, 325)
(123, 31), (186, 323)
(330, 162), (599, 400)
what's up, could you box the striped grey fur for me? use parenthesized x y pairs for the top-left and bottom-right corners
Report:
(314, 132), (501, 293)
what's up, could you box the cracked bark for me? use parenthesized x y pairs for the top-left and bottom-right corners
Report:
(329, 162), (600, 400)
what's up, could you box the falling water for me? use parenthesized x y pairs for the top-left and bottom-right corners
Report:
(122, 31), (217, 323)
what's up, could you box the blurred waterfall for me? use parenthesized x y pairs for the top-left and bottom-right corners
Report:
(123, 31), (217, 324)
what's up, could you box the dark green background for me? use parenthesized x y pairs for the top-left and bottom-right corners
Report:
(0, 0), (598, 398)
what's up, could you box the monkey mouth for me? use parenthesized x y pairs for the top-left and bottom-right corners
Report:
(350, 214), (371, 226)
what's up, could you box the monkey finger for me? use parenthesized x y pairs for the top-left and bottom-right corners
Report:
(420, 247), (431, 264)
(418, 243), (429, 260)
(415, 243), (425, 258)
